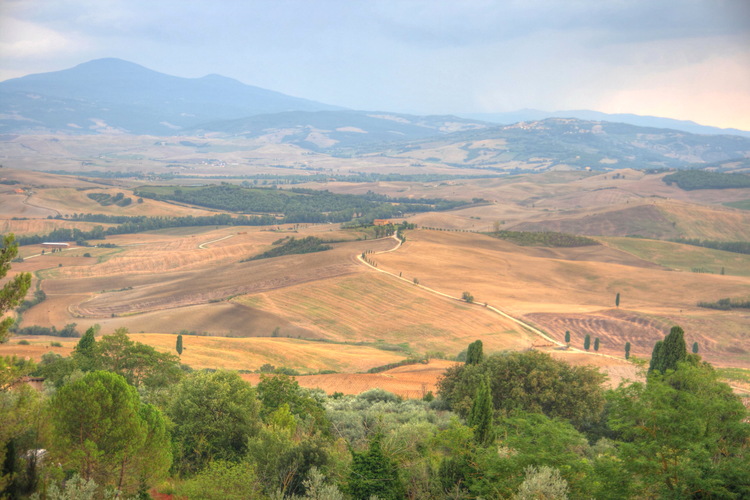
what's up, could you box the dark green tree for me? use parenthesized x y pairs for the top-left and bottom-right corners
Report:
(625, 342), (631, 360)
(564, 330), (570, 344)
(462, 291), (474, 303)
(584, 334), (591, 351)
(468, 375), (495, 446)
(168, 370), (260, 474)
(347, 433), (404, 500)
(0, 234), (32, 343)
(649, 326), (688, 374)
(594, 337), (600, 352)
(465, 340), (484, 365)
(175, 334), (183, 356)
(615, 292), (620, 308)
(72, 326), (97, 370)
(692, 341), (699, 354)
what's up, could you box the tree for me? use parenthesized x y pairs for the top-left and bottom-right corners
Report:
(692, 341), (699, 354)
(625, 342), (631, 360)
(649, 326), (688, 374)
(468, 375), (495, 446)
(465, 340), (484, 365)
(584, 334), (591, 350)
(564, 330), (570, 344)
(594, 337), (600, 352)
(615, 292), (620, 308)
(176, 334), (183, 356)
(608, 362), (750, 498)
(0, 234), (32, 343)
(438, 351), (606, 431)
(462, 291), (474, 303)
(515, 465), (570, 500)
(48, 371), (171, 494)
(168, 370), (260, 474)
(347, 433), (404, 500)
(73, 326), (98, 370)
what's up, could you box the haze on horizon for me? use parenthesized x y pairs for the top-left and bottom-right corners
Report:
(1, 0), (749, 131)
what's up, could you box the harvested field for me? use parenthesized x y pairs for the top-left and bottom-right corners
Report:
(234, 272), (535, 355)
(242, 359), (458, 398)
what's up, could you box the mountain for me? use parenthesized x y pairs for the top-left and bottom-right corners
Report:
(187, 110), (490, 149)
(462, 109), (750, 138)
(0, 58), (342, 135)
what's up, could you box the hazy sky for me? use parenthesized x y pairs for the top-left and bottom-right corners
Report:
(1, 0), (749, 130)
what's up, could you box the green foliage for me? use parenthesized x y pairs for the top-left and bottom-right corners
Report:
(256, 374), (329, 432)
(73, 326), (97, 370)
(608, 362), (750, 498)
(615, 292), (620, 307)
(670, 237), (750, 255)
(168, 370), (260, 474)
(347, 433), (405, 500)
(48, 371), (171, 494)
(698, 297), (750, 310)
(175, 460), (261, 500)
(593, 337), (600, 352)
(468, 376), (495, 446)
(465, 340), (483, 365)
(438, 350), (606, 430)
(11, 323), (79, 337)
(242, 236), (332, 261)
(648, 326), (688, 374)
(93, 329), (183, 388)
(0, 234), (32, 343)
(461, 291), (474, 303)
(692, 341), (699, 354)
(625, 341), (631, 360)
(487, 230), (599, 247)
(564, 330), (570, 344)
(663, 169), (750, 190)
(584, 334), (591, 350)
(175, 334), (183, 355)
(514, 465), (570, 500)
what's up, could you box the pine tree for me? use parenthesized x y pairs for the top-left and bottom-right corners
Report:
(625, 341), (631, 360)
(594, 337), (600, 352)
(584, 334), (591, 350)
(466, 340), (484, 365)
(469, 375), (495, 446)
(176, 334), (183, 356)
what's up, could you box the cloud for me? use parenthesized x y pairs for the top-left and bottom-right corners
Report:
(0, 16), (85, 59)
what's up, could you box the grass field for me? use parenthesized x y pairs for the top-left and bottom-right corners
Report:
(601, 237), (750, 276)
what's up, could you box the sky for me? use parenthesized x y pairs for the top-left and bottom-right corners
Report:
(1, 0), (749, 131)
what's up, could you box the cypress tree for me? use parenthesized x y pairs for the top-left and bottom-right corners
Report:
(615, 292), (620, 308)
(466, 340), (484, 365)
(692, 342), (699, 354)
(564, 331), (570, 344)
(469, 375), (495, 446)
(73, 326), (98, 370)
(649, 326), (688, 373)
(584, 334), (591, 351)
(594, 337), (600, 352)
(176, 334), (183, 356)
(347, 433), (404, 500)
(625, 341), (631, 360)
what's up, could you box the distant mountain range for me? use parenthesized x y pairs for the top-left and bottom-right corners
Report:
(0, 58), (342, 135)
(1, 58), (750, 171)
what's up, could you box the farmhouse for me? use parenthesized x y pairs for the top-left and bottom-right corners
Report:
(41, 242), (70, 249)
(373, 219), (392, 226)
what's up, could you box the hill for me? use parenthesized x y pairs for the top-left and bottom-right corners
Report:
(0, 58), (342, 135)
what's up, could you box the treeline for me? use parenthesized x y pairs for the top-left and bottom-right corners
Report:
(487, 230), (600, 247)
(241, 236), (333, 262)
(697, 297), (750, 310)
(11, 323), (80, 337)
(663, 169), (750, 190)
(670, 237), (750, 255)
(3, 333), (747, 499)
(135, 184), (467, 223)
(87, 192), (133, 207)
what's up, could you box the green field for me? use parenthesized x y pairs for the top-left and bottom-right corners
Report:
(602, 237), (750, 276)
(725, 199), (750, 211)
